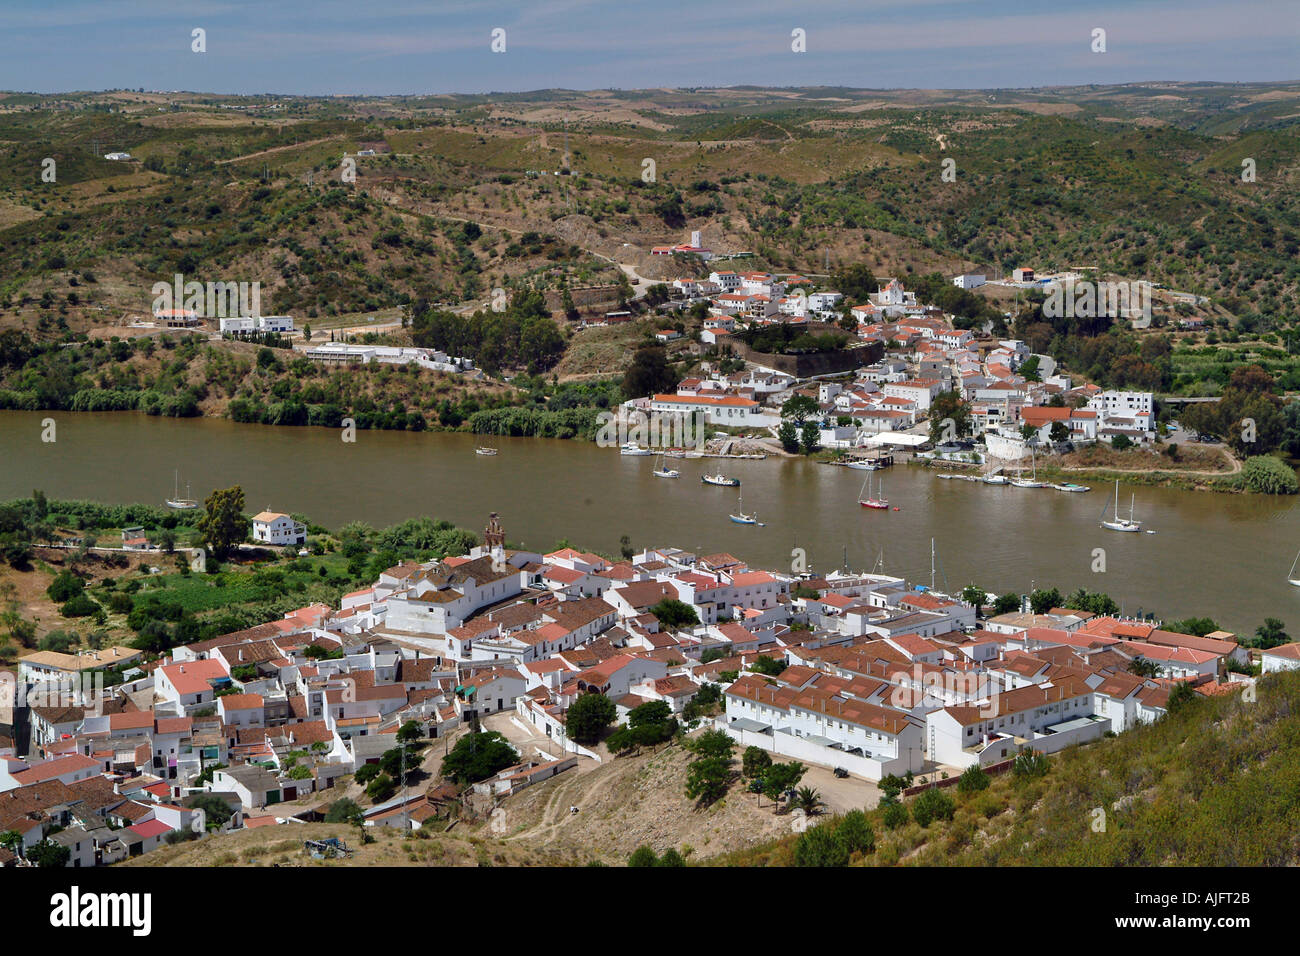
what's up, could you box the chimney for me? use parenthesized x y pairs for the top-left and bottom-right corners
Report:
(238, 650), (244, 662)
(112, 648), (119, 657)
(179, 666), (185, 674)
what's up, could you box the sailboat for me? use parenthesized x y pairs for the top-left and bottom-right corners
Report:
(859, 472), (889, 510)
(1288, 550), (1300, 587)
(1010, 446), (1049, 488)
(475, 439), (498, 456)
(652, 455), (680, 479)
(845, 457), (879, 471)
(165, 470), (199, 510)
(1101, 480), (1142, 532)
(729, 491), (759, 525)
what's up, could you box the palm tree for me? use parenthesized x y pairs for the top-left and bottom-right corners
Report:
(794, 786), (823, 816)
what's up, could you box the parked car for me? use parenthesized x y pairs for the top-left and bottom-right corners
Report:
(833, 767), (849, 779)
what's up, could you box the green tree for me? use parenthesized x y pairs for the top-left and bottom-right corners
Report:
(742, 746), (772, 779)
(1254, 617), (1289, 649)
(648, 598), (699, 629)
(1029, 587), (1063, 615)
(800, 419), (821, 455)
(622, 346), (678, 399)
(749, 655), (786, 677)
(689, 728), (736, 761)
(1167, 617), (1220, 637)
(396, 720), (423, 745)
(992, 592), (1021, 616)
(684, 756), (731, 805)
(794, 786), (823, 815)
(961, 585), (987, 610)
(761, 761), (806, 804)
(781, 394), (820, 423)
(1128, 657), (1161, 678)
(1049, 420), (1070, 445)
(324, 798), (364, 825)
(778, 420), (799, 453)
(566, 692), (616, 744)
(197, 485), (246, 559)
(27, 839), (71, 868)
(832, 264), (878, 302)
(366, 772), (396, 802)
(440, 731), (519, 784)
(928, 390), (972, 443)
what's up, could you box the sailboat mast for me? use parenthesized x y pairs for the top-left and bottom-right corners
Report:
(930, 538), (936, 591)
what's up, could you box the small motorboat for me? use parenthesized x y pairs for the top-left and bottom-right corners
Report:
(702, 473), (740, 487)
(620, 442), (653, 456)
(1053, 482), (1090, 493)
(475, 446), (498, 456)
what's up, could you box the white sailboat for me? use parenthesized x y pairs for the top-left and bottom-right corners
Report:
(729, 491), (759, 525)
(652, 455), (680, 479)
(1288, 550), (1300, 587)
(165, 470), (199, 510)
(1101, 480), (1142, 533)
(1010, 446), (1049, 488)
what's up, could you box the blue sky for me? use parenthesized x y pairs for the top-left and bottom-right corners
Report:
(0, 0), (1296, 95)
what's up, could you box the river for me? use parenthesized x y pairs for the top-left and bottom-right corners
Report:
(1, 410), (1293, 635)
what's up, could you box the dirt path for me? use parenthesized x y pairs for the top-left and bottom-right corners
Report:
(215, 136), (343, 166)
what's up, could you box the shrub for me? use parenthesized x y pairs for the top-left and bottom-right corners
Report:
(794, 822), (850, 867)
(882, 801), (910, 830)
(1012, 749), (1050, 782)
(60, 593), (100, 618)
(957, 765), (991, 793)
(1241, 455), (1299, 495)
(47, 569), (84, 602)
(911, 788), (956, 828)
(835, 810), (876, 856)
(628, 846), (658, 867)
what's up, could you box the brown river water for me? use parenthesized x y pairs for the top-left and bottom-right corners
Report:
(1, 410), (1294, 635)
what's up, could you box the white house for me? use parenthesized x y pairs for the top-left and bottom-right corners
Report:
(952, 274), (986, 290)
(252, 512), (307, 546)
(1261, 643), (1300, 674)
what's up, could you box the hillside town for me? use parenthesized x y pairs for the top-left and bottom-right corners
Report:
(619, 259), (1157, 458)
(0, 510), (1281, 868)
